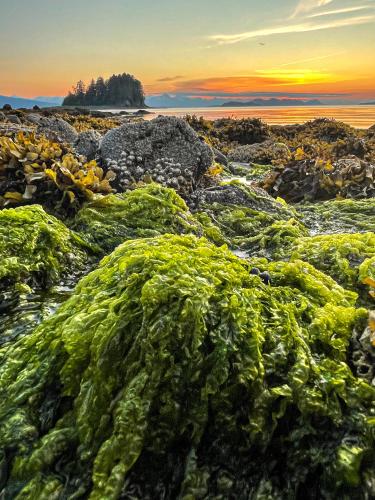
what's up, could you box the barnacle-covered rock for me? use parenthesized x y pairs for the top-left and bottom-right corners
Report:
(1, 234), (374, 499)
(74, 129), (101, 160)
(74, 183), (203, 252)
(100, 116), (214, 195)
(228, 139), (291, 165)
(36, 116), (79, 144)
(0, 204), (93, 293)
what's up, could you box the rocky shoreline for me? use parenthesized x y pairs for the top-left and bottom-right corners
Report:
(1, 107), (375, 498)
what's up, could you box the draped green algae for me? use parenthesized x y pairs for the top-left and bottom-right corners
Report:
(298, 198), (375, 234)
(74, 183), (202, 252)
(283, 233), (375, 300)
(192, 183), (306, 257)
(0, 204), (92, 292)
(1, 235), (374, 499)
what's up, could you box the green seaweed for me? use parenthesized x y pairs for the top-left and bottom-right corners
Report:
(74, 183), (203, 252)
(193, 183), (306, 257)
(246, 163), (274, 182)
(0, 235), (373, 499)
(298, 198), (375, 234)
(281, 232), (375, 303)
(0, 204), (93, 292)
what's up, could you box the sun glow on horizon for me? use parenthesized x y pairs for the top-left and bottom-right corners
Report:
(0, 0), (374, 103)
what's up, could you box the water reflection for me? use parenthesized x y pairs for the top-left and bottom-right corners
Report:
(118, 105), (375, 128)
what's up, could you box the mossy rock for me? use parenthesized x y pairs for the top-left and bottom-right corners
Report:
(283, 232), (375, 301)
(298, 198), (375, 234)
(0, 204), (93, 293)
(190, 182), (305, 256)
(0, 235), (374, 498)
(74, 183), (203, 252)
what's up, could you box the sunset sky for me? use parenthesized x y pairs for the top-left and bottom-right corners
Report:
(0, 0), (374, 102)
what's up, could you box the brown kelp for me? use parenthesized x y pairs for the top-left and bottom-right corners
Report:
(0, 132), (114, 214)
(0, 235), (374, 499)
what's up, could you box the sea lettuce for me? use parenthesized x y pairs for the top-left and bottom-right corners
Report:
(0, 235), (373, 499)
(0, 204), (93, 292)
(74, 183), (203, 252)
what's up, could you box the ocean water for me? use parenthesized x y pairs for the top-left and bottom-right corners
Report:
(112, 105), (375, 128)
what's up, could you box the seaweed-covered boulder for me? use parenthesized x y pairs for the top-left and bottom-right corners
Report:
(101, 116), (214, 195)
(282, 232), (375, 301)
(263, 156), (375, 202)
(1, 234), (374, 499)
(0, 204), (93, 293)
(298, 198), (375, 234)
(189, 182), (305, 255)
(74, 129), (101, 160)
(75, 183), (203, 252)
(189, 182), (293, 214)
(228, 140), (290, 165)
(36, 116), (78, 144)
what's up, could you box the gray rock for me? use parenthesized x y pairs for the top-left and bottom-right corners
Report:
(26, 113), (42, 125)
(212, 147), (228, 166)
(0, 112), (6, 122)
(74, 130), (101, 160)
(228, 140), (290, 165)
(37, 116), (78, 144)
(100, 116), (213, 194)
(7, 114), (21, 125)
(188, 183), (294, 217)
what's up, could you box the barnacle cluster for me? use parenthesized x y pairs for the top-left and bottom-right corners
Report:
(107, 152), (195, 194)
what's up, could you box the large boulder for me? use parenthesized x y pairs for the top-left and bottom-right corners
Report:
(36, 116), (78, 144)
(101, 116), (214, 195)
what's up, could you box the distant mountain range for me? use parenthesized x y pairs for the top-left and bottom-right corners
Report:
(221, 98), (322, 107)
(0, 95), (62, 109)
(361, 101), (375, 105)
(145, 94), (226, 108)
(145, 94), (325, 108)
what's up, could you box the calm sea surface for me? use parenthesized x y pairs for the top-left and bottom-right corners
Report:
(113, 105), (375, 128)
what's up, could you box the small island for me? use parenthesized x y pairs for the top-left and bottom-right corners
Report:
(63, 73), (146, 108)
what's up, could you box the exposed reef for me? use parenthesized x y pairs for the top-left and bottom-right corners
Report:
(1, 112), (375, 499)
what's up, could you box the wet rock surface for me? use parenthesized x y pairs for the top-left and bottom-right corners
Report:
(36, 116), (79, 144)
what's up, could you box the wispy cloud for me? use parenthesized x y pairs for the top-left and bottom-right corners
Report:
(157, 75), (184, 82)
(209, 15), (375, 45)
(278, 52), (345, 67)
(292, 0), (334, 18)
(308, 5), (373, 18)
